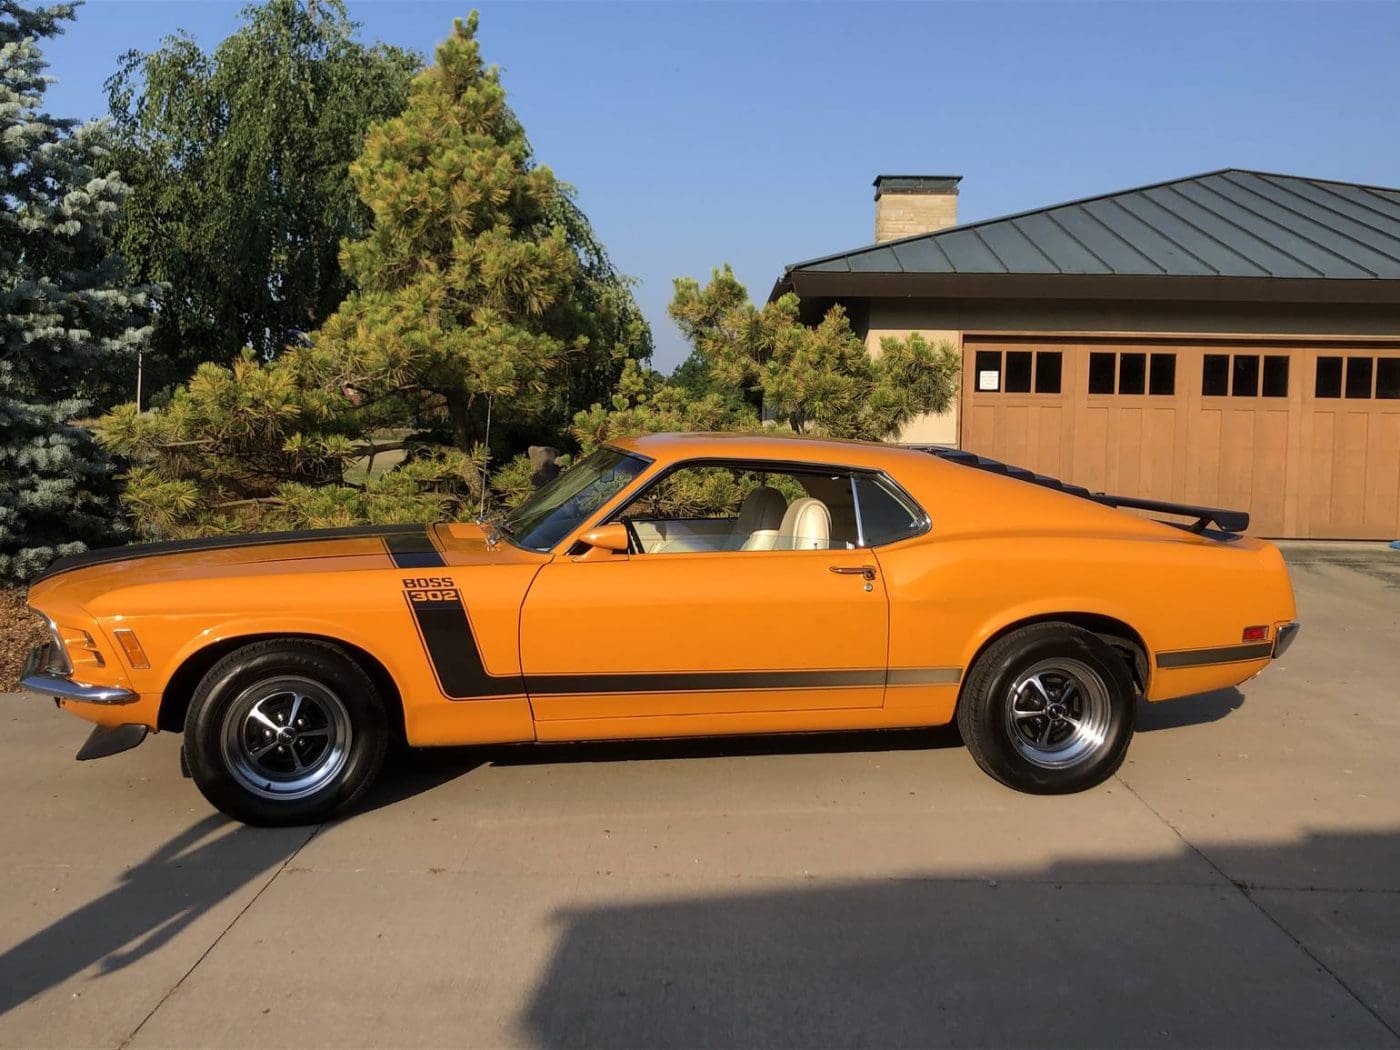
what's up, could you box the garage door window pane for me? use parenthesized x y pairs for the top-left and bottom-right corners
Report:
(1088, 352), (1116, 394)
(1004, 351), (1032, 393)
(1118, 352), (1146, 394)
(1034, 351), (1062, 394)
(1202, 354), (1229, 396)
(1149, 354), (1176, 395)
(1378, 358), (1400, 400)
(1345, 357), (1373, 399)
(975, 350), (1001, 392)
(1262, 356), (1289, 398)
(1232, 355), (1260, 397)
(1316, 357), (1342, 398)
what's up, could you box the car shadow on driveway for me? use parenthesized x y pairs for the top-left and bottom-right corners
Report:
(356, 742), (493, 814)
(481, 724), (965, 769)
(0, 693), (1251, 1023)
(0, 750), (473, 1020)
(0, 815), (298, 1019)
(380, 689), (1245, 779)
(1137, 687), (1245, 732)
(521, 827), (1400, 1049)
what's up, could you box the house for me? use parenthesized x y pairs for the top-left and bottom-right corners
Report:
(771, 170), (1400, 539)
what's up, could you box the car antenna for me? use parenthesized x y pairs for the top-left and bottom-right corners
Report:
(477, 394), (493, 524)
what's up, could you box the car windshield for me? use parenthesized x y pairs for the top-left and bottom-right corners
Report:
(500, 447), (648, 552)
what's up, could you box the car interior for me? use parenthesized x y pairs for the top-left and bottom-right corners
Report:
(612, 465), (863, 554)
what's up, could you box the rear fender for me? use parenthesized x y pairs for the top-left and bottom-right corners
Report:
(959, 598), (1152, 689)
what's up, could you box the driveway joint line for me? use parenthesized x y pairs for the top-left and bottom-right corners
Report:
(116, 822), (324, 1050)
(1114, 773), (1400, 1043)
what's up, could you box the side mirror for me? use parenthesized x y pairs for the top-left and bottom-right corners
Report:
(578, 522), (630, 555)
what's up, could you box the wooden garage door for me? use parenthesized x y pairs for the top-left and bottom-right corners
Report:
(960, 336), (1400, 539)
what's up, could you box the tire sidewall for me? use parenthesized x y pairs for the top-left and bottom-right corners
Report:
(964, 628), (1135, 794)
(185, 643), (387, 826)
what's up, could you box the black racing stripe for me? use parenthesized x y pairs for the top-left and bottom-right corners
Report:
(33, 524), (430, 584)
(886, 667), (962, 686)
(1156, 642), (1274, 669)
(405, 596), (525, 698)
(385, 530), (445, 569)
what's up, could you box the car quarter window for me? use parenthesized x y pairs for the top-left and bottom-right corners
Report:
(609, 462), (863, 554)
(853, 474), (926, 546)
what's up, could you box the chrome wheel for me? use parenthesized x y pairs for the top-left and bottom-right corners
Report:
(1003, 658), (1112, 770)
(220, 676), (352, 801)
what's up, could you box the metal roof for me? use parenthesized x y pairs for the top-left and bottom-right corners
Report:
(776, 169), (1400, 299)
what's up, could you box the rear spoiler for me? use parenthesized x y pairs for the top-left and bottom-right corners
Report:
(912, 446), (1250, 534)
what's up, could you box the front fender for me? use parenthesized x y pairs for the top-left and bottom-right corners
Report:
(139, 610), (537, 748)
(149, 614), (418, 697)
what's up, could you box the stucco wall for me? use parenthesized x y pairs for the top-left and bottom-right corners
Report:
(864, 324), (961, 445)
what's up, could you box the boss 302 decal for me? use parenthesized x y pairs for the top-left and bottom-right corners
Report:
(402, 576), (526, 698)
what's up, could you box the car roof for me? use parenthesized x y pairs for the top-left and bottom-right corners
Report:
(605, 431), (1183, 543)
(606, 431), (930, 471)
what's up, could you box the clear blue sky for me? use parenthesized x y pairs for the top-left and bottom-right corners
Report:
(44, 1), (1400, 371)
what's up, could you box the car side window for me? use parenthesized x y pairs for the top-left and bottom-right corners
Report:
(854, 474), (926, 546)
(610, 462), (861, 554)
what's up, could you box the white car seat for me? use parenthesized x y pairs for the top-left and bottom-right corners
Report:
(775, 497), (831, 550)
(733, 485), (787, 551)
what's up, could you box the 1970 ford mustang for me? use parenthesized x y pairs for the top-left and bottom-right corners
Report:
(21, 432), (1299, 825)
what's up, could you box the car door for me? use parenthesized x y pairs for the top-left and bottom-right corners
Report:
(519, 544), (889, 721)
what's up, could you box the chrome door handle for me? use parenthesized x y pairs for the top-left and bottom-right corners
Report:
(830, 565), (877, 581)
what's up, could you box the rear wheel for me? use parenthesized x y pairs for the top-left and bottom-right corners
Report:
(956, 623), (1134, 794)
(184, 640), (388, 826)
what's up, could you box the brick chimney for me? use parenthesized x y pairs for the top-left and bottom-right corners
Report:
(873, 175), (961, 242)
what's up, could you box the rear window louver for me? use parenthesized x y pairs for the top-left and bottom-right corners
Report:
(911, 446), (1249, 535)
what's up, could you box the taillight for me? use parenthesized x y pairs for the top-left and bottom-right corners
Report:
(1242, 625), (1268, 642)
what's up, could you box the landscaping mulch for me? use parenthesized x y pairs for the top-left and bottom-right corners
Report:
(1, 588), (46, 692)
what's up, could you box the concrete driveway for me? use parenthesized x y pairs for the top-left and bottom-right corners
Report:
(1, 544), (1398, 1049)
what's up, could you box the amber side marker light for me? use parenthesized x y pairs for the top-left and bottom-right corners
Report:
(113, 629), (150, 669)
(1242, 625), (1268, 643)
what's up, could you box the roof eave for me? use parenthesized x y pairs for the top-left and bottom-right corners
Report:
(768, 272), (796, 302)
(783, 271), (1400, 306)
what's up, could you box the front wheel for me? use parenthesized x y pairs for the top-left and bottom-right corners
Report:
(956, 623), (1135, 794)
(184, 640), (388, 826)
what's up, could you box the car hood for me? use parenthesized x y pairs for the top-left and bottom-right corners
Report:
(26, 523), (531, 610)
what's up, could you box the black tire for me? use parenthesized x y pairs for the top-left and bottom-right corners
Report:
(184, 639), (388, 826)
(956, 623), (1135, 794)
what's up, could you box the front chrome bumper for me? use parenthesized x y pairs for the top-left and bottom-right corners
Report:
(1273, 622), (1301, 658)
(19, 644), (138, 705)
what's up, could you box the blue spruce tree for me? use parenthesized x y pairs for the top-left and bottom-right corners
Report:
(0, 2), (154, 581)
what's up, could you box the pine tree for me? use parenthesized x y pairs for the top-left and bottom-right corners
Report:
(0, 1), (154, 581)
(316, 12), (594, 456)
(669, 266), (960, 441)
(96, 11), (648, 539)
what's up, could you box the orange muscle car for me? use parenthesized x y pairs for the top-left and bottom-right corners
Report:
(20, 432), (1299, 825)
